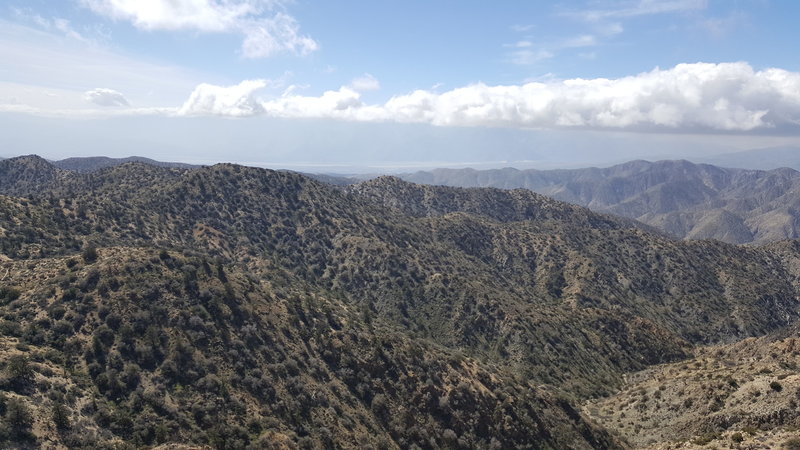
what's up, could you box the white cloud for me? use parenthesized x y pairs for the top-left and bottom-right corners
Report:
(510, 24), (535, 32)
(349, 74), (380, 92)
(562, 34), (598, 48)
(240, 12), (318, 58)
(80, 0), (317, 58)
(0, 20), (206, 107)
(178, 79), (268, 116)
(509, 49), (554, 65)
(9, 61), (800, 134)
(504, 35), (595, 65)
(84, 88), (130, 106)
(171, 63), (800, 133)
(568, 0), (707, 22)
(598, 22), (624, 36)
(80, 0), (262, 31)
(550, 1), (703, 57)
(12, 7), (102, 45)
(508, 40), (533, 48)
(263, 87), (364, 118)
(699, 11), (748, 38)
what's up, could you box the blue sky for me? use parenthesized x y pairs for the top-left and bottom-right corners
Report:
(2, 0), (800, 171)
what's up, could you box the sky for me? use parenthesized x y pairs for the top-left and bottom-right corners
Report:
(2, 0), (800, 172)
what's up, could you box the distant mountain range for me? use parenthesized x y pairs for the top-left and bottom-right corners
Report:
(402, 159), (800, 244)
(8, 153), (800, 245)
(699, 146), (800, 170)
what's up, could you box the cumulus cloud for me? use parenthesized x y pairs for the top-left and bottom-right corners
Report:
(80, 0), (317, 58)
(84, 88), (130, 106)
(178, 79), (268, 116)
(176, 63), (800, 132)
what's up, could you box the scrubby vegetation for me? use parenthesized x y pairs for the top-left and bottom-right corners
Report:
(2, 154), (800, 448)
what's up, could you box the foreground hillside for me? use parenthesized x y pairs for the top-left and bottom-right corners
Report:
(1, 155), (800, 447)
(2, 247), (616, 448)
(403, 160), (800, 244)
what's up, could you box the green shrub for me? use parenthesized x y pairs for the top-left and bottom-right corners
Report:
(0, 286), (21, 304)
(52, 402), (71, 430)
(6, 355), (34, 385)
(692, 432), (721, 445)
(82, 246), (98, 263)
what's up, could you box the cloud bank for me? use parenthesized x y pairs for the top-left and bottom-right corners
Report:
(176, 62), (800, 133)
(80, 0), (317, 58)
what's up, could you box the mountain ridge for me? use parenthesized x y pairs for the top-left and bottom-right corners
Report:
(402, 159), (800, 244)
(51, 155), (200, 173)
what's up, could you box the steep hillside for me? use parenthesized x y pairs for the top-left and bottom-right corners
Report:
(3, 155), (800, 447)
(402, 160), (800, 244)
(0, 247), (617, 449)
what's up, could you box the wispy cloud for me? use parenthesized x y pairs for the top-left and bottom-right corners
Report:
(80, 0), (317, 58)
(510, 24), (535, 32)
(561, 34), (598, 48)
(349, 73), (381, 92)
(504, 34), (596, 65)
(698, 10), (748, 38)
(514, 1), (707, 66)
(0, 20), (206, 107)
(508, 48), (554, 65)
(564, 0), (707, 22)
(11, 7), (94, 43)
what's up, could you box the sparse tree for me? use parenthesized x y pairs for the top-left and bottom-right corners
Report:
(7, 355), (33, 386)
(6, 397), (32, 437)
(52, 402), (71, 431)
